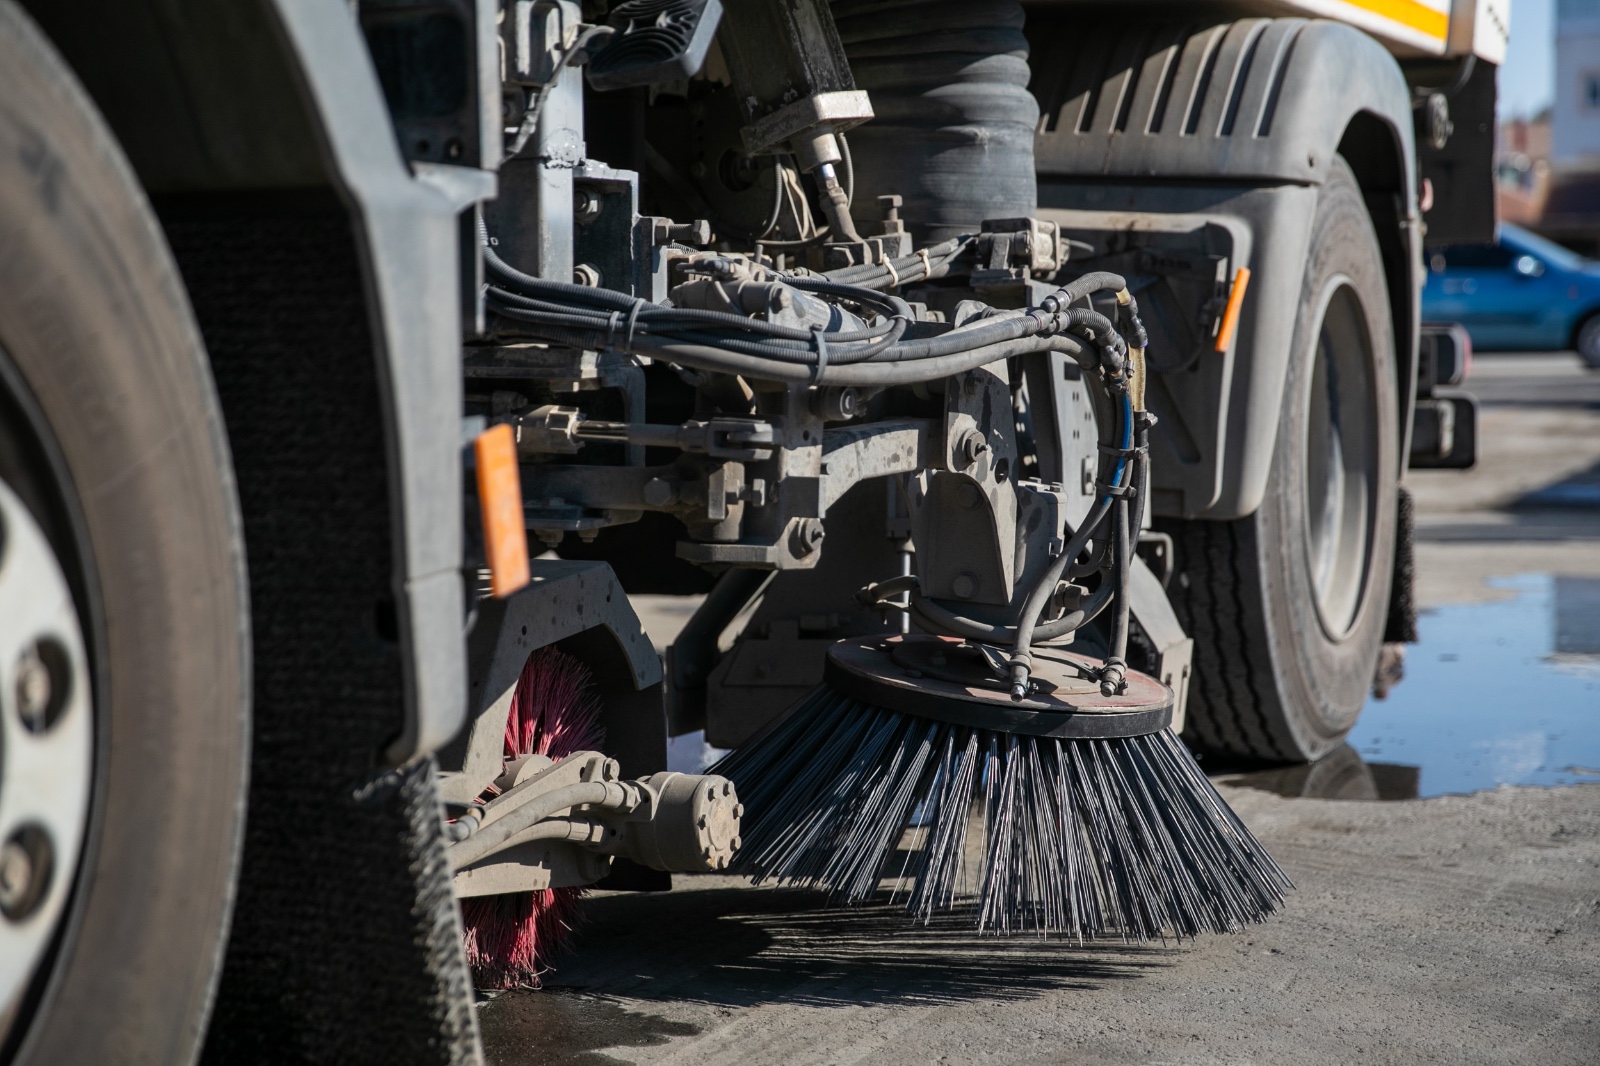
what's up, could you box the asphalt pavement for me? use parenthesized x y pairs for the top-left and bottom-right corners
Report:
(480, 354), (1600, 1066)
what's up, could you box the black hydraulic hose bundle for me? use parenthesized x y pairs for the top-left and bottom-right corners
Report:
(481, 233), (1134, 387)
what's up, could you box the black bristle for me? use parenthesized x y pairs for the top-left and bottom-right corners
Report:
(712, 686), (1291, 941)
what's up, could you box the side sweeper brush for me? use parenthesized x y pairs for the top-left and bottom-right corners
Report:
(715, 638), (1290, 939)
(460, 646), (602, 987)
(713, 276), (1291, 940)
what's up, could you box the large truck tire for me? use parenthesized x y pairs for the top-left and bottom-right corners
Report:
(1161, 157), (1399, 763)
(0, 4), (250, 1062)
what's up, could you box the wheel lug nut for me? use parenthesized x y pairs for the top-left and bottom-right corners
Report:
(14, 645), (52, 731)
(0, 828), (51, 921)
(0, 842), (32, 908)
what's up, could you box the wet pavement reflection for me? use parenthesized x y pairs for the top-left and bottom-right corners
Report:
(1222, 573), (1600, 800)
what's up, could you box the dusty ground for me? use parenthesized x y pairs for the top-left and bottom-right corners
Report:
(481, 354), (1600, 1066)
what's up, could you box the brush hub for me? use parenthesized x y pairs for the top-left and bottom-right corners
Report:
(823, 635), (1173, 739)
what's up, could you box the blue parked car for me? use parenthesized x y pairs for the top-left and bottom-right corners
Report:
(1423, 223), (1600, 367)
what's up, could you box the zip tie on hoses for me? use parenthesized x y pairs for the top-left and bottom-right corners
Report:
(917, 248), (932, 279)
(883, 257), (900, 289)
(603, 302), (644, 353)
(809, 327), (830, 385)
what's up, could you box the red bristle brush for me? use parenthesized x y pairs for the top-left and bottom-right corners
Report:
(460, 645), (603, 988)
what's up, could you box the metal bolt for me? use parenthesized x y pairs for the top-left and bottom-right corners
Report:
(790, 518), (825, 557)
(667, 220), (713, 246)
(951, 572), (978, 599)
(574, 188), (603, 225)
(642, 477), (675, 508)
(0, 830), (49, 921)
(14, 646), (51, 733)
(877, 194), (902, 221)
(572, 263), (602, 287)
(955, 428), (988, 468)
(817, 386), (859, 422)
(0, 841), (32, 915)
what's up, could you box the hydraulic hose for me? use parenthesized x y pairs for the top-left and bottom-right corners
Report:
(448, 780), (632, 870)
(482, 208), (1136, 391)
(1007, 390), (1133, 699)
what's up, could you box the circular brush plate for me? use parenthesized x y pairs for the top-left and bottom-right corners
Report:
(824, 635), (1173, 739)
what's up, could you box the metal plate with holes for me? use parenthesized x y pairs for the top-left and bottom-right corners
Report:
(823, 634), (1173, 739)
(0, 479), (92, 1019)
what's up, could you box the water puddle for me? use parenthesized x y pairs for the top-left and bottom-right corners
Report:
(1225, 573), (1600, 800)
(478, 987), (699, 1066)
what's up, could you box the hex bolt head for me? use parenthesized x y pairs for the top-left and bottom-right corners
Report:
(951, 572), (978, 599)
(573, 189), (603, 225)
(14, 646), (51, 732)
(667, 219), (713, 246)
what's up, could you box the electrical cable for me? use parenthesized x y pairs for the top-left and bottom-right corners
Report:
(839, 132), (855, 208)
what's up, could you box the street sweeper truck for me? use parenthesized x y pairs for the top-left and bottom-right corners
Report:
(0, 0), (1499, 1059)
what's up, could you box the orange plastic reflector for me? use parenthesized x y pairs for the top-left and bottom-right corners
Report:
(1214, 266), (1252, 352)
(475, 424), (530, 598)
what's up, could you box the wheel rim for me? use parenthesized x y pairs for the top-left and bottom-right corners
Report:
(1301, 279), (1379, 639)
(0, 476), (92, 1025)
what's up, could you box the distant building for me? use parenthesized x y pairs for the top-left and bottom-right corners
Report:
(1540, 1), (1600, 255)
(1552, 0), (1600, 163)
(1496, 114), (1551, 225)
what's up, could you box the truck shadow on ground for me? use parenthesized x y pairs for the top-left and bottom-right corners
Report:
(482, 886), (1175, 1063)
(545, 882), (1174, 1010)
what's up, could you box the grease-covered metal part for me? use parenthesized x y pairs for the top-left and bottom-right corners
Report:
(449, 752), (742, 895)
(621, 772), (743, 873)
